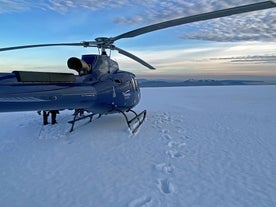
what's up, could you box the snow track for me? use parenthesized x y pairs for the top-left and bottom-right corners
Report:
(0, 86), (276, 207)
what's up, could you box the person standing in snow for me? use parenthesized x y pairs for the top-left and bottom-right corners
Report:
(43, 111), (49, 125)
(38, 110), (59, 125)
(50, 110), (59, 125)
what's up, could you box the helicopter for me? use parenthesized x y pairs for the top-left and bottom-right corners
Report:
(0, 1), (275, 133)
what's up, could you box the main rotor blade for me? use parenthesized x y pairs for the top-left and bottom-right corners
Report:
(0, 42), (92, 52)
(112, 1), (276, 41)
(113, 46), (155, 70)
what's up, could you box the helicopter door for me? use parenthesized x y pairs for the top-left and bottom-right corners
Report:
(111, 78), (124, 106)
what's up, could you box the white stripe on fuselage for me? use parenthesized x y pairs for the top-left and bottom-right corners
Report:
(0, 97), (48, 102)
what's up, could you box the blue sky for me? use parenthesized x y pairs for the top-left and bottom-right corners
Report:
(0, 0), (275, 81)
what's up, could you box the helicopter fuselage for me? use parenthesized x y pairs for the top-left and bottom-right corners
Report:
(0, 70), (141, 115)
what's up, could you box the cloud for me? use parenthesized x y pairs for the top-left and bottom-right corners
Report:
(210, 55), (276, 63)
(113, 0), (274, 22)
(0, 0), (275, 42)
(0, 0), (30, 13)
(0, 0), (129, 14)
(111, 41), (276, 78)
(114, 0), (276, 42)
(45, 0), (130, 13)
(181, 10), (276, 42)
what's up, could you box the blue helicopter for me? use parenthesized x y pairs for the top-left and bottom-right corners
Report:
(0, 1), (275, 133)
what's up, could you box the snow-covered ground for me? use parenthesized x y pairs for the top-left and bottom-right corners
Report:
(0, 85), (275, 207)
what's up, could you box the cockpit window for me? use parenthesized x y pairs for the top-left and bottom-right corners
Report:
(131, 77), (139, 91)
(134, 78), (139, 90)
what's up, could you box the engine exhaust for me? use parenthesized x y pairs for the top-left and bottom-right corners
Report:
(67, 57), (91, 74)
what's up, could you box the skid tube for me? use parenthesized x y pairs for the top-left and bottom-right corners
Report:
(116, 108), (147, 133)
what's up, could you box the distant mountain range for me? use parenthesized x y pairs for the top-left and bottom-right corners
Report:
(138, 79), (265, 88)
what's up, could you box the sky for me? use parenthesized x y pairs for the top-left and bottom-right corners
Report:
(0, 0), (275, 81)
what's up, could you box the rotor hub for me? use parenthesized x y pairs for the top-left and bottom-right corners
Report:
(95, 37), (113, 47)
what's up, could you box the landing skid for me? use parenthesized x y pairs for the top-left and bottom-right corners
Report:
(68, 109), (95, 132)
(116, 109), (147, 133)
(68, 109), (146, 133)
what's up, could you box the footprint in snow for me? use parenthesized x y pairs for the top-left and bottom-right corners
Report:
(166, 149), (184, 159)
(168, 141), (186, 148)
(161, 129), (169, 134)
(128, 196), (153, 207)
(166, 141), (186, 159)
(155, 163), (175, 174)
(161, 134), (172, 140)
(158, 178), (174, 194)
